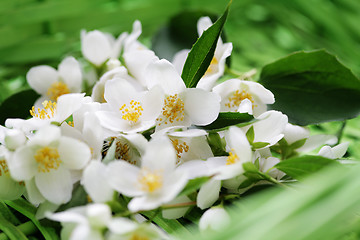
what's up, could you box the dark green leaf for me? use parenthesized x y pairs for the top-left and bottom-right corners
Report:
(0, 89), (39, 125)
(275, 155), (341, 179)
(0, 213), (28, 240)
(259, 50), (360, 125)
(246, 126), (254, 143)
(181, 1), (231, 88)
(199, 112), (253, 130)
(5, 199), (57, 240)
(0, 202), (20, 225)
(207, 132), (228, 156)
(179, 176), (210, 197)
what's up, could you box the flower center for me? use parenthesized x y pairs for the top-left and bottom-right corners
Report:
(225, 90), (254, 109)
(120, 100), (143, 124)
(34, 146), (62, 173)
(115, 141), (130, 161)
(47, 82), (70, 101)
(205, 57), (218, 76)
(157, 94), (185, 126)
(30, 100), (57, 120)
(226, 149), (239, 165)
(130, 234), (150, 240)
(139, 169), (163, 193)
(170, 138), (189, 162)
(0, 160), (9, 176)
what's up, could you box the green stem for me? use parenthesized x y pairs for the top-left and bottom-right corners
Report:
(336, 121), (347, 144)
(225, 66), (257, 80)
(161, 201), (197, 210)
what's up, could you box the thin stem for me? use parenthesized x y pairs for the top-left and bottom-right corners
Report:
(336, 121), (347, 144)
(161, 201), (197, 209)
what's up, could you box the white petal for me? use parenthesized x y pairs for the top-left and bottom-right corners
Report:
(141, 86), (164, 121)
(55, 93), (85, 123)
(177, 160), (212, 179)
(29, 125), (61, 146)
(58, 56), (82, 93)
(183, 88), (220, 126)
(168, 129), (207, 138)
(106, 161), (143, 197)
(24, 179), (46, 204)
(82, 113), (103, 160)
(82, 161), (113, 203)
(58, 136), (91, 170)
(298, 134), (337, 152)
(199, 207), (230, 232)
(35, 166), (72, 204)
(48, 211), (87, 224)
(226, 126), (252, 162)
(27, 66), (58, 95)
(172, 49), (189, 74)
(141, 137), (176, 171)
(146, 59), (186, 95)
(283, 123), (310, 145)
(237, 98), (253, 115)
(81, 30), (112, 66)
(8, 146), (37, 181)
(197, 16), (213, 36)
(332, 142), (349, 158)
(197, 179), (221, 209)
(247, 80), (275, 104)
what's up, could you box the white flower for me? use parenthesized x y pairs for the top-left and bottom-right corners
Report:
(5, 93), (85, 133)
(81, 20), (145, 67)
(48, 203), (113, 240)
(318, 142), (349, 159)
(106, 137), (188, 212)
(146, 59), (220, 131)
(7, 125), (91, 204)
(242, 110), (288, 148)
(27, 57), (82, 105)
(199, 206), (230, 233)
(96, 78), (164, 133)
(212, 79), (274, 116)
(107, 217), (167, 240)
(0, 146), (25, 200)
(172, 17), (232, 91)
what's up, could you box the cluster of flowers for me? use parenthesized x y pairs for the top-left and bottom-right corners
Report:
(0, 17), (349, 239)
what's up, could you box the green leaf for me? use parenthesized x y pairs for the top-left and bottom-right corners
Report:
(207, 132), (227, 156)
(251, 142), (270, 149)
(259, 50), (360, 125)
(179, 176), (210, 197)
(0, 89), (39, 125)
(275, 155), (341, 179)
(246, 126), (255, 143)
(0, 202), (20, 225)
(5, 199), (58, 240)
(0, 213), (28, 240)
(141, 211), (190, 235)
(289, 138), (307, 149)
(152, 10), (219, 61)
(181, 1), (231, 88)
(199, 112), (253, 131)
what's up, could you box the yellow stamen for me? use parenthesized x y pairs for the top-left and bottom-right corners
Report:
(30, 100), (57, 120)
(157, 94), (185, 126)
(225, 90), (255, 109)
(47, 82), (70, 101)
(120, 100), (143, 124)
(115, 141), (130, 161)
(205, 57), (218, 76)
(0, 160), (9, 176)
(226, 149), (239, 165)
(34, 146), (62, 173)
(67, 121), (74, 127)
(139, 169), (163, 193)
(170, 138), (189, 161)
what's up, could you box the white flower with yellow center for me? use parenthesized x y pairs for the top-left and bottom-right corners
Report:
(7, 125), (91, 204)
(212, 79), (274, 117)
(173, 16), (232, 91)
(5, 93), (85, 133)
(96, 78), (164, 133)
(146, 59), (220, 131)
(106, 137), (188, 212)
(27, 56), (82, 105)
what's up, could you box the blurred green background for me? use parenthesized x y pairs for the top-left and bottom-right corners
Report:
(0, 0), (359, 158)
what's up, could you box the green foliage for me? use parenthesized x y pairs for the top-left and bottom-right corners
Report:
(275, 155), (341, 179)
(0, 90), (39, 125)
(259, 50), (360, 125)
(179, 177), (211, 197)
(181, 1), (230, 88)
(199, 112), (253, 131)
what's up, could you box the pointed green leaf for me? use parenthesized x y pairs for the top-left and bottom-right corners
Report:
(199, 112), (253, 131)
(252, 142), (269, 149)
(0, 89), (39, 125)
(0, 213), (28, 240)
(275, 155), (341, 179)
(246, 126), (255, 143)
(259, 50), (360, 125)
(181, 1), (231, 88)
(179, 176), (211, 197)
